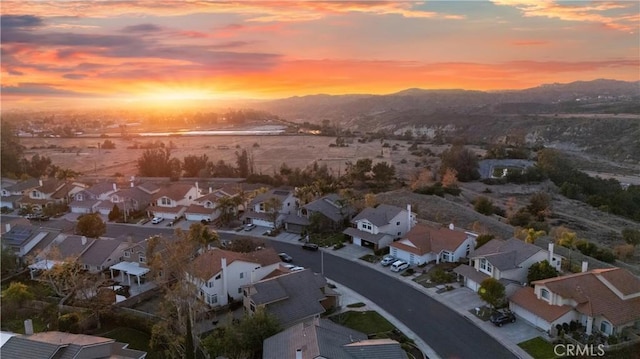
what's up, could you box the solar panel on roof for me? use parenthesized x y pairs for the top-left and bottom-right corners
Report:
(3, 227), (33, 243)
(273, 190), (289, 196)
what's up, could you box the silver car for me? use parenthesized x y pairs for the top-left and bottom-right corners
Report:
(380, 255), (396, 266)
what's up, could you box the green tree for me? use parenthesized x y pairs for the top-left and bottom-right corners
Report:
(108, 204), (122, 222)
(203, 308), (279, 359)
(1, 246), (18, 277)
(2, 282), (34, 309)
(439, 145), (479, 182)
(474, 196), (494, 216)
(182, 154), (209, 178)
(0, 121), (24, 177)
(346, 158), (373, 182)
(236, 149), (250, 177)
(184, 223), (219, 251)
(101, 139), (116, 149)
(371, 161), (395, 189)
(527, 260), (559, 284)
(622, 228), (640, 247)
(137, 148), (173, 177)
(478, 278), (505, 309)
(26, 154), (52, 178)
(527, 192), (552, 221)
(76, 213), (106, 238)
(264, 197), (282, 228)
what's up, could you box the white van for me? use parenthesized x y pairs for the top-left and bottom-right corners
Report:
(390, 260), (409, 272)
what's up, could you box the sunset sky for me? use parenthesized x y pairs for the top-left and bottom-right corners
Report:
(1, 1), (639, 109)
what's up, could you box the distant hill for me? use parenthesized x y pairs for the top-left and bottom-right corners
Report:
(253, 79), (640, 162)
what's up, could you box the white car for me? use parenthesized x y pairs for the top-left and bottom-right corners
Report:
(290, 266), (305, 271)
(390, 260), (409, 272)
(380, 255), (396, 266)
(244, 223), (256, 231)
(152, 217), (164, 224)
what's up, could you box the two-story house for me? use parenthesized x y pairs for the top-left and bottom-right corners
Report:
(109, 239), (151, 286)
(94, 183), (155, 217)
(390, 223), (477, 266)
(148, 182), (202, 220)
(283, 193), (356, 234)
(509, 268), (640, 336)
(343, 204), (416, 250)
(184, 187), (239, 223)
(2, 223), (61, 263)
(243, 269), (339, 328)
(16, 178), (73, 211)
(243, 188), (297, 228)
(454, 238), (562, 295)
(69, 182), (120, 214)
(187, 247), (281, 307)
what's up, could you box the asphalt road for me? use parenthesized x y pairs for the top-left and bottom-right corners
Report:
(270, 241), (517, 359)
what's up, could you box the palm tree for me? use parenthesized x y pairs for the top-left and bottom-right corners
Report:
(215, 196), (239, 226)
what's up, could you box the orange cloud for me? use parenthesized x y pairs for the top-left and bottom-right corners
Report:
(492, 0), (639, 32)
(1, 1), (464, 22)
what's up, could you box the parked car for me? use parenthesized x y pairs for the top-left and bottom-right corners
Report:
(290, 266), (305, 271)
(380, 255), (396, 266)
(152, 217), (164, 224)
(244, 223), (256, 231)
(390, 260), (409, 272)
(490, 310), (516, 327)
(278, 252), (293, 262)
(302, 243), (319, 251)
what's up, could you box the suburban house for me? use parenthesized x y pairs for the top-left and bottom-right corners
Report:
(109, 239), (152, 286)
(77, 238), (128, 273)
(343, 204), (416, 250)
(509, 268), (640, 337)
(69, 181), (120, 214)
(284, 193), (356, 234)
(263, 318), (408, 359)
(0, 330), (146, 359)
(16, 178), (79, 211)
(390, 223), (477, 266)
(1, 223), (61, 261)
(93, 182), (154, 217)
(243, 188), (298, 228)
(243, 269), (339, 328)
(148, 182), (202, 220)
(0, 177), (26, 209)
(187, 247), (281, 307)
(454, 238), (563, 295)
(184, 187), (239, 223)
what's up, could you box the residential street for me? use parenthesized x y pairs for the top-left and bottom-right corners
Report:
(269, 240), (518, 359)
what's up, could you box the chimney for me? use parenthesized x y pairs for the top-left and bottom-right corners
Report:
(24, 319), (34, 335)
(406, 204), (412, 233)
(81, 236), (87, 245)
(39, 179), (43, 187)
(195, 181), (199, 194)
(449, 223), (455, 231)
(548, 243), (554, 263)
(295, 349), (302, 359)
(113, 183), (117, 191)
(209, 187), (213, 194)
(581, 261), (588, 273)
(5, 223), (10, 233)
(221, 257), (228, 305)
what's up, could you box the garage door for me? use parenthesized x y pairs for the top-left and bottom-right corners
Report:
(510, 303), (550, 331)
(252, 219), (273, 227)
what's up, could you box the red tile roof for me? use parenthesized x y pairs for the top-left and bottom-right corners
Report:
(532, 268), (640, 326)
(390, 223), (468, 255)
(510, 287), (573, 322)
(191, 247), (280, 280)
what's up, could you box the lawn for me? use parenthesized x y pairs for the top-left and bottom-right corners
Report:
(329, 310), (394, 335)
(359, 254), (379, 263)
(518, 337), (558, 359)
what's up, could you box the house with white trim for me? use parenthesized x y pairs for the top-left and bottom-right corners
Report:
(69, 182), (119, 214)
(186, 247), (281, 307)
(509, 268), (640, 336)
(454, 238), (562, 295)
(390, 223), (477, 266)
(243, 188), (297, 228)
(148, 182), (202, 220)
(343, 204), (416, 250)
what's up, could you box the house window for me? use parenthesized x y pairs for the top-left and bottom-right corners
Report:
(215, 274), (221, 280)
(207, 281), (214, 288)
(124, 251), (130, 258)
(32, 190), (39, 198)
(600, 321), (611, 335)
(259, 203), (265, 211)
(161, 197), (171, 206)
(540, 288), (550, 301)
(250, 303), (256, 313)
(243, 289), (248, 297)
(240, 272), (244, 279)
(480, 258), (492, 274)
(396, 221), (400, 226)
(208, 294), (218, 305)
(362, 223), (372, 231)
(138, 253), (146, 263)
(77, 194), (84, 201)
(238, 288), (242, 294)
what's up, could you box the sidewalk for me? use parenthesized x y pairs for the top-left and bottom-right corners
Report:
(268, 231), (538, 359)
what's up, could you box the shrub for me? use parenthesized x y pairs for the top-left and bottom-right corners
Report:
(58, 312), (81, 333)
(333, 243), (345, 250)
(614, 244), (634, 259)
